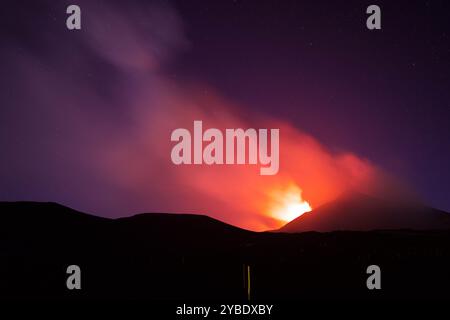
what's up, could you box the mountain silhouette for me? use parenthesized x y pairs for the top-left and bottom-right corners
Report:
(0, 201), (251, 252)
(279, 192), (450, 233)
(2, 201), (450, 300)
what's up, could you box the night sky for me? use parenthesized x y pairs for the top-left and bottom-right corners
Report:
(1, 0), (449, 230)
(171, 0), (450, 209)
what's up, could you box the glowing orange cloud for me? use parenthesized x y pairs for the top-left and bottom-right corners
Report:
(67, 1), (383, 231)
(266, 183), (312, 222)
(99, 83), (380, 231)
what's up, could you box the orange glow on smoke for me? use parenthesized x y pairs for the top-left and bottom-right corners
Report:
(267, 183), (312, 223)
(103, 85), (381, 232)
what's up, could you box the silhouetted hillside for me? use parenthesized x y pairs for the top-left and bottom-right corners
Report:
(2, 201), (450, 300)
(279, 192), (450, 233)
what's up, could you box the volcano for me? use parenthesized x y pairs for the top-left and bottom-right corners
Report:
(3, 201), (450, 301)
(279, 192), (450, 233)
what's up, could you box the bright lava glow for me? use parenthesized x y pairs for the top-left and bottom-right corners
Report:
(268, 184), (312, 222)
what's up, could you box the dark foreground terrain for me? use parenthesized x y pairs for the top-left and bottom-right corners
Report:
(1, 201), (450, 300)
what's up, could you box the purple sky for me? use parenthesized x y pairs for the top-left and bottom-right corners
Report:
(1, 0), (449, 223)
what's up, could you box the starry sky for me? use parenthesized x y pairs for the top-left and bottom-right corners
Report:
(0, 0), (449, 229)
(170, 0), (450, 209)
